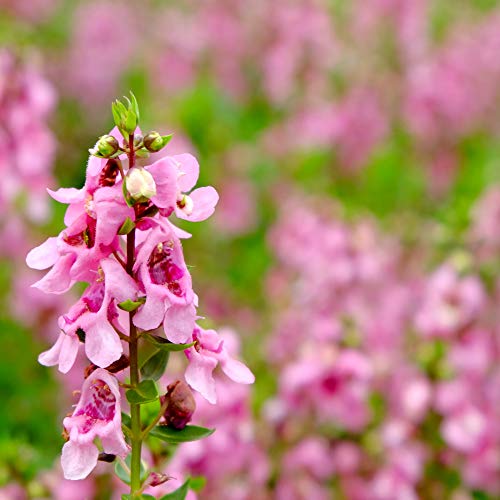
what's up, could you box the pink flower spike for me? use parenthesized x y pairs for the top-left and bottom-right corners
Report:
(61, 369), (128, 480)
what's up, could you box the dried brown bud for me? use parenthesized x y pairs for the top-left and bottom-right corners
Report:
(84, 354), (130, 379)
(161, 380), (196, 430)
(98, 452), (116, 463)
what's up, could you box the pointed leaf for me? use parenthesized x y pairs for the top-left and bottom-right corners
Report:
(140, 349), (169, 381)
(159, 479), (190, 500)
(118, 297), (146, 312)
(145, 334), (195, 352)
(126, 379), (158, 404)
(118, 217), (135, 235)
(149, 425), (214, 444)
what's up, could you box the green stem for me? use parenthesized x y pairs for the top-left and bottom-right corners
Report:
(126, 134), (142, 497)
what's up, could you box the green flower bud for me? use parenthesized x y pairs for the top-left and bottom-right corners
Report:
(143, 131), (163, 152)
(143, 131), (173, 152)
(89, 135), (119, 158)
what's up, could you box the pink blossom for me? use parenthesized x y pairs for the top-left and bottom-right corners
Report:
(61, 369), (128, 480)
(184, 326), (254, 404)
(415, 265), (484, 338)
(39, 258), (138, 371)
(133, 222), (197, 342)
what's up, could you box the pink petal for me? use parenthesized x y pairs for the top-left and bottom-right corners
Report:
(61, 441), (99, 480)
(84, 320), (123, 368)
(100, 433), (129, 457)
(221, 358), (255, 385)
(26, 237), (58, 270)
(176, 186), (219, 222)
(133, 292), (166, 331)
(101, 258), (138, 303)
(147, 157), (178, 209)
(164, 304), (196, 344)
(38, 332), (79, 374)
(47, 187), (84, 204)
(185, 350), (218, 404)
(175, 153), (199, 192)
(32, 254), (76, 294)
(94, 186), (134, 246)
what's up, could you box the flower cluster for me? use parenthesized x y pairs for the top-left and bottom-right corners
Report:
(26, 95), (253, 495)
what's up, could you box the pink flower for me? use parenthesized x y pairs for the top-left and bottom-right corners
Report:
(61, 369), (128, 480)
(39, 258), (138, 371)
(185, 326), (255, 404)
(133, 222), (197, 342)
(26, 182), (134, 294)
(137, 153), (218, 221)
(415, 265), (484, 338)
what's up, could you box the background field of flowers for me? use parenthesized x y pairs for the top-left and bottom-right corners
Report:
(3, 0), (500, 498)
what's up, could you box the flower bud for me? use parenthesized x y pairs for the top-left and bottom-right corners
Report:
(98, 452), (116, 463)
(143, 131), (164, 152)
(90, 135), (119, 158)
(145, 472), (172, 488)
(161, 380), (196, 430)
(126, 167), (157, 202)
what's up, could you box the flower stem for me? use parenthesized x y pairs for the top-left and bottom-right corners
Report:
(126, 134), (142, 497)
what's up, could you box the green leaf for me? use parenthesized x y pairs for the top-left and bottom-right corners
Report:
(118, 297), (145, 312)
(126, 379), (158, 404)
(125, 108), (137, 135)
(159, 479), (190, 500)
(135, 148), (151, 158)
(118, 217), (135, 235)
(145, 334), (195, 352)
(121, 412), (131, 427)
(130, 91), (140, 121)
(115, 454), (148, 485)
(121, 492), (156, 498)
(140, 349), (169, 381)
(149, 425), (214, 444)
(161, 134), (173, 148)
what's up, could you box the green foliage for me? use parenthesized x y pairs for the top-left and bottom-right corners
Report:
(159, 479), (190, 500)
(140, 349), (169, 381)
(126, 380), (159, 404)
(149, 425), (215, 444)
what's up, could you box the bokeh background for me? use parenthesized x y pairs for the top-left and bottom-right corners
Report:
(2, 0), (500, 498)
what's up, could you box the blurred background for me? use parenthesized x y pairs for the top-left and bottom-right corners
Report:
(2, 0), (500, 498)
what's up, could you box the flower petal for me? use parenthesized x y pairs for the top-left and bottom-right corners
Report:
(26, 237), (58, 270)
(175, 153), (199, 192)
(84, 320), (123, 368)
(176, 186), (219, 222)
(61, 440), (99, 480)
(185, 350), (218, 404)
(164, 304), (196, 344)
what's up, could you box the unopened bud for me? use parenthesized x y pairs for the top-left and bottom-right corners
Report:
(145, 472), (172, 488)
(90, 135), (119, 158)
(161, 380), (196, 430)
(84, 354), (130, 378)
(98, 453), (116, 463)
(126, 167), (157, 202)
(143, 131), (163, 152)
